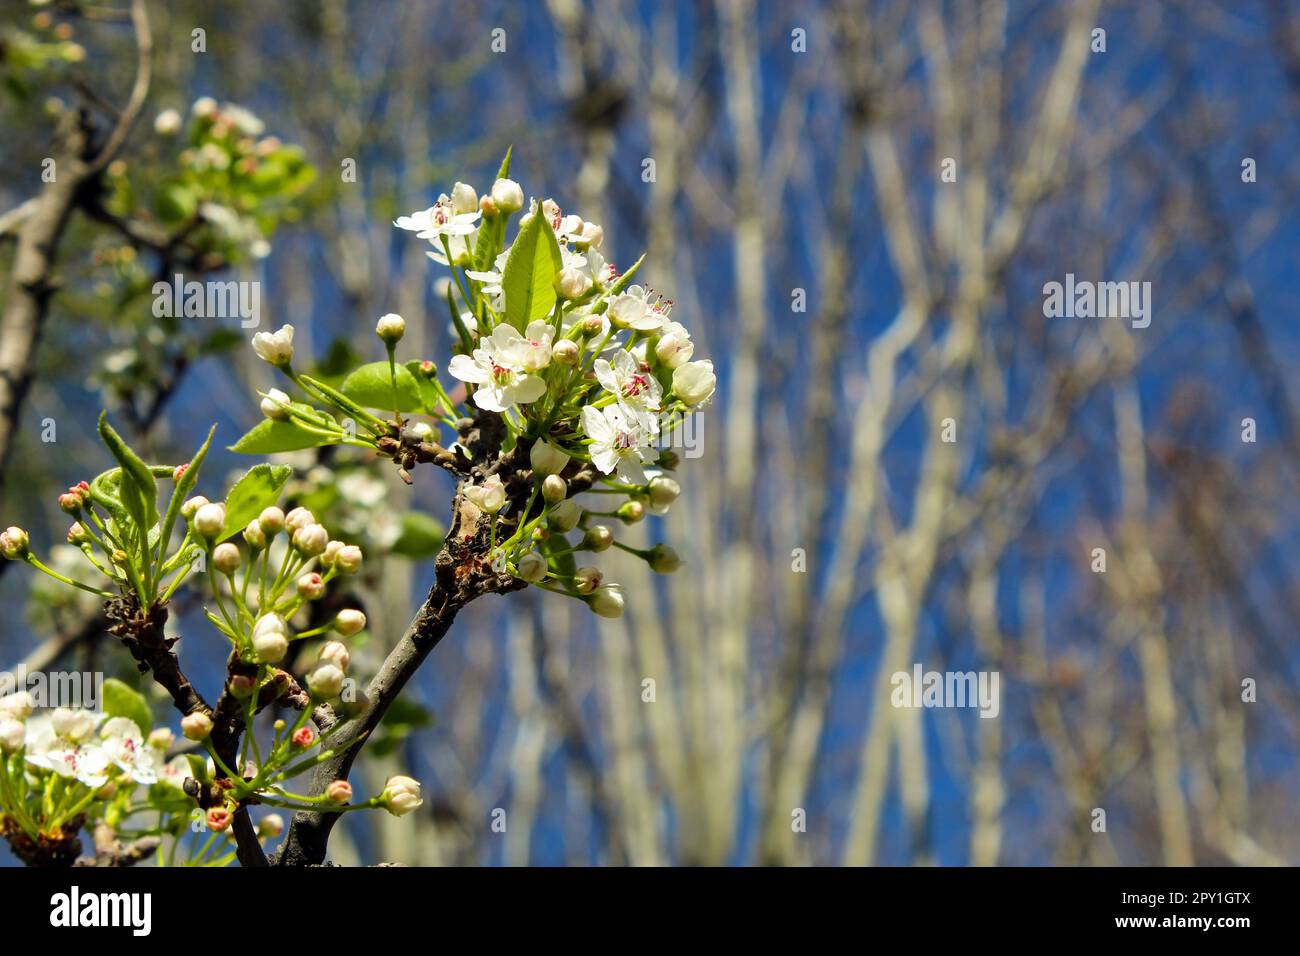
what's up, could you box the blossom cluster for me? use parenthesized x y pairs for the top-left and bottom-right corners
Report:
(239, 154), (709, 617)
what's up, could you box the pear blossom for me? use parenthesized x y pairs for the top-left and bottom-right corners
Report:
(594, 350), (663, 425)
(654, 321), (695, 369)
(100, 716), (160, 784)
(395, 194), (480, 245)
(447, 324), (548, 412)
(582, 404), (653, 484)
(251, 324), (295, 366)
(672, 359), (717, 406)
(607, 285), (669, 333)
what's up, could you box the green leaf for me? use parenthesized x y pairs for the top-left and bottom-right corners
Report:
(185, 753), (211, 784)
(230, 418), (339, 455)
(540, 534), (577, 580)
(298, 374), (386, 429)
(340, 361), (442, 413)
(157, 425), (216, 567)
(101, 678), (152, 735)
(502, 205), (562, 332)
(495, 145), (513, 179)
(98, 412), (158, 539)
(390, 512), (445, 558)
(219, 463), (291, 541)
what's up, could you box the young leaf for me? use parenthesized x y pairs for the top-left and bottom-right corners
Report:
(340, 361), (442, 413)
(219, 463), (292, 541)
(97, 412), (159, 539)
(502, 206), (562, 332)
(157, 424), (216, 568)
(101, 677), (152, 735)
(230, 418), (340, 455)
(495, 145), (513, 179)
(298, 374), (387, 430)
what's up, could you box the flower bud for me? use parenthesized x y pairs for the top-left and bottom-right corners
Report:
(0, 526), (29, 560)
(253, 613), (287, 639)
(52, 707), (94, 741)
(672, 359), (717, 406)
(479, 195), (498, 217)
(296, 572), (325, 600)
(589, 584), (626, 619)
(148, 728), (174, 750)
(450, 180), (478, 215)
(292, 726), (316, 748)
(554, 266), (592, 301)
(308, 663), (345, 698)
(548, 499), (582, 533)
(542, 474), (567, 505)
(517, 551), (548, 583)
(335, 544), (363, 574)
(321, 540), (344, 568)
(181, 495), (209, 519)
(259, 506), (286, 535)
(581, 524), (614, 553)
(655, 329), (694, 369)
(284, 506), (314, 533)
(648, 476), (681, 508)
(293, 523), (329, 556)
(574, 566), (603, 594)
(58, 492), (82, 514)
(580, 315), (605, 337)
(402, 421), (434, 443)
(0, 718), (25, 752)
(464, 475), (505, 515)
(181, 711), (213, 741)
(212, 542), (242, 574)
(0, 692), (35, 720)
(319, 641), (350, 671)
(243, 520), (267, 550)
(381, 775), (423, 817)
(260, 388), (291, 421)
(490, 178), (524, 213)
(376, 312), (406, 344)
(334, 609), (367, 636)
(206, 807), (232, 832)
(253, 628), (288, 664)
(67, 523), (89, 545)
(251, 323), (295, 366)
(193, 502), (226, 539)
(258, 814), (285, 838)
(530, 440), (570, 477)
(154, 108), (182, 136)
(229, 674), (257, 698)
(326, 780), (353, 804)
(552, 339), (580, 366)
(617, 500), (645, 524)
(648, 544), (682, 573)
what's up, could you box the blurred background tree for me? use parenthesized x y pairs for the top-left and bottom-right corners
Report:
(1, 0), (1297, 865)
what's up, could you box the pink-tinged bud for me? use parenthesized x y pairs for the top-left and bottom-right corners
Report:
(574, 566), (603, 594)
(589, 584), (626, 619)
(334, 609), (366, 636)
(552, 339), (580, 366)
(542, 474), (567, 505)
(318, 641), (350, 671)
(326, 780), (353, 804)
(581, 524), (613, 553)
(479, 195), (498, 218)
(292, 523), (329, 556)
(67, 523), (89, 545)
(172, 462), (189, 483)
(381, 775), (423, 817)
(335, 545), (363, 574)
(517, 551), (548, 583)
(229, 675), (257, 698)
(259, 506), (286, 535)
(0, 526), (30, 560)
(58, 492), (82, 514)
(207, 808), (233, 831)
(296, 572), (325, 600)
(419, 359), (437, 377)
(284, 506), (314, 533)
(193, 502), (226, 539)
(213, 542), (241, 574)
(292, 726), (316, 748)
(181, 712), (213, 741)
(181, 495), (209, 519)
